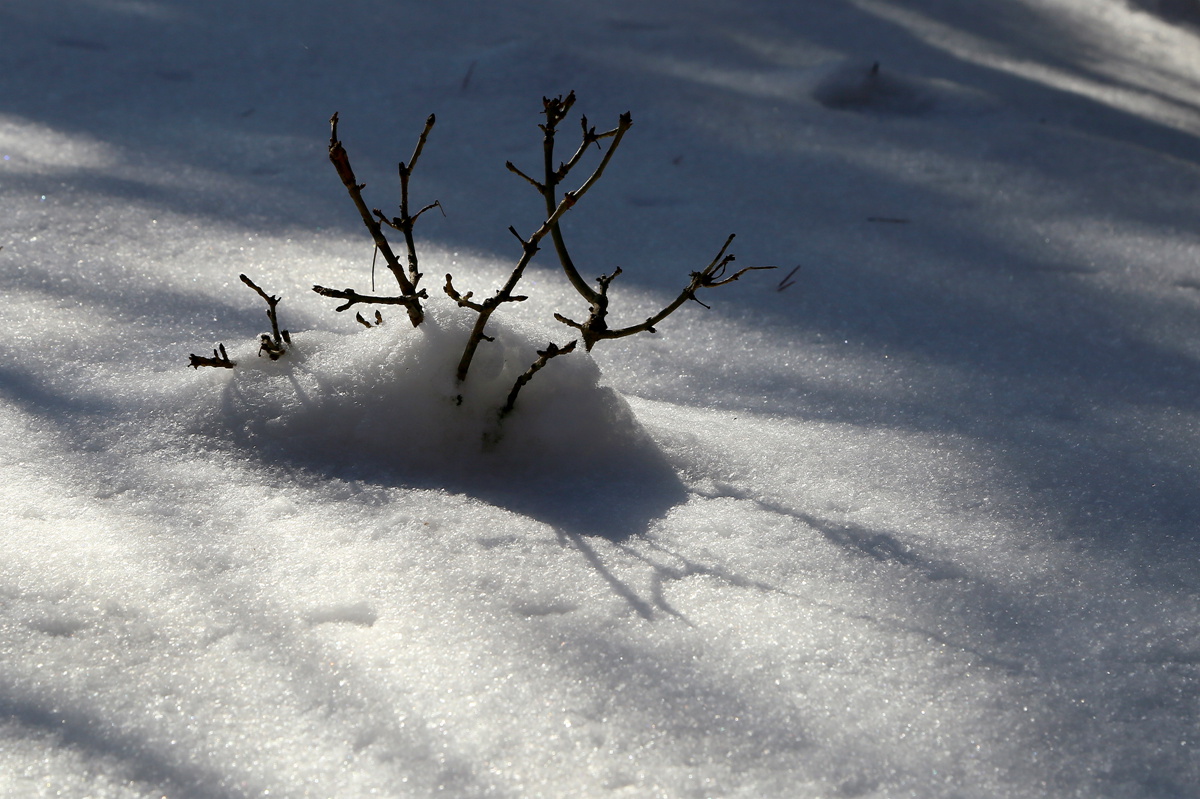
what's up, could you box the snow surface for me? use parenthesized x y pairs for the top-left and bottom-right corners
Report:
(3, 0), (1200, 796)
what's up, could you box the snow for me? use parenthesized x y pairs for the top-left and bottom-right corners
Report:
(3, 0), (1200, 796)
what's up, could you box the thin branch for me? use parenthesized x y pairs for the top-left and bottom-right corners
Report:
(411, 199), (445, 224)
(499, 340), (577, 419)
(375, 201), (444, 231)
(554, 116), (622, 183)
(374, 208), (399, 230)
(505, 161), (543, 191)
(239, 273), (276, 306)
(406, 113), (436, 173)
(449, 271), (531, 384)
(707, 263), (776, 287)
(541, 103), (633, 304)
(396, 114), (438, 289)
(445, 272), (529, 313)
(563, 112), (632, 201)
(443, 273), (485, 312)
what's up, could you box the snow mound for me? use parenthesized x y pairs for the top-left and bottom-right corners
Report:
(179, 302), (686, 536)
(187, 304), (642, 472)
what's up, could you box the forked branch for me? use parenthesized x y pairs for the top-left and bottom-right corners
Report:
(506, 92), (633, 304)
(509, 94), (771, 352)
(380, 114), (440, 290)
(445, 94), (636, 384)
(443, 232), (537, 385)
(444, 165), (596, 384)
(240, 274), (290, 360)
(187, 274), (291, 367)
(322, 112), (434, 327)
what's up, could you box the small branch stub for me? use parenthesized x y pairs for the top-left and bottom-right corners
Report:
(356, 310), (385, 328)
(189, 343), (235, 369)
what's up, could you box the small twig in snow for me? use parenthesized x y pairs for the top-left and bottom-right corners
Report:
(240, 274), (290, 360)
(189, 343), (235, 369)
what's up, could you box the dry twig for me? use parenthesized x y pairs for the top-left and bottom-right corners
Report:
(553, 234), (772, 349)
(312, 284), (426, 313)
(188, 275), (290, 367)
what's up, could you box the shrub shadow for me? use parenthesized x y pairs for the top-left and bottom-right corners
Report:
(463, 459), (689, 542)
(278, 437), (689, 544)
(215, 361), (689, 543)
